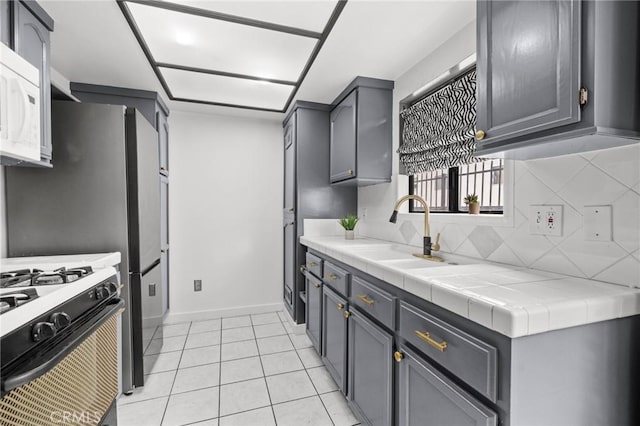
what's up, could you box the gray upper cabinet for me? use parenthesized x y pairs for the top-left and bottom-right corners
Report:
(330, 77), (394, 186)
(397, 345), (497, 426)
(476, 0), (581, 144)
(348, 307), (393, 426)
(475, 0), (640, 159)
(330, 91), (357, 182)
(322, 286), (348, 393)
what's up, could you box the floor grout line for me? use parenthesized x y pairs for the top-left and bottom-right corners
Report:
(121, 311), (358, 425)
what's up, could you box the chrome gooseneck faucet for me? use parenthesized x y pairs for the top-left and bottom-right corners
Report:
(389, 195), (442, 261)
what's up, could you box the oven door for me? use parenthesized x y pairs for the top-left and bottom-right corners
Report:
(0, 298), (124, 426)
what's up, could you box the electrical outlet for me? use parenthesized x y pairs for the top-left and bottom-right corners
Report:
(194, 279), (202, 292)
(148, 283), (156, 297)
(529, 205), (563, 236)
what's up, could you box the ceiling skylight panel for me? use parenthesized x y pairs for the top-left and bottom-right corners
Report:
(159, 66), (294, 110)
(163, 0), (339, 33)
(127, 2), (318, 82)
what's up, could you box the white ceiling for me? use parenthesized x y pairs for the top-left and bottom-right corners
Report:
(40, 0), (475, 120)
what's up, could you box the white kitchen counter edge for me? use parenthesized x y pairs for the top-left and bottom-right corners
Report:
(300, 235), (640, 338)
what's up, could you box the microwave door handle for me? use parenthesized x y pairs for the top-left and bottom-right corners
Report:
(14, 81), (29, 142)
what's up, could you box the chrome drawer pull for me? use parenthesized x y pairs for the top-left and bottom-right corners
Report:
(326, 273), (338, 281)
(357, 294), (375, 306)
(415, 330), (447, 352)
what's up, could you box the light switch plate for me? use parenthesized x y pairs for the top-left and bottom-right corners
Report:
(584, 205), (612, 241)
(529, 205), (563, 236)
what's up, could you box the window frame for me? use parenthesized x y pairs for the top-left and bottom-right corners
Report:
(408, 164), (504, 214)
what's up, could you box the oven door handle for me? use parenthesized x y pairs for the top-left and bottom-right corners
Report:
(2, 298), (124, 394)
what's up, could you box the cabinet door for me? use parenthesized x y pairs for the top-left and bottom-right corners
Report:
(160, 174), (169, 248)
(397, 346), (497, 426)
(348, 307), (393, 426)
(284, 117), (295, 213)
(476, 0), (581, 145)
(14, 2), (51, 160)
(330, 91), (357, 183)
(305, 272), (322, 352)
(160, 248), (169, 314)
(283, 217), (295, 311)
(157, 111), (169, 174)
(322, 286), (348, 394)
(1, 0), (10, 46)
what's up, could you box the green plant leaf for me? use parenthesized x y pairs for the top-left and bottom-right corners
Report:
(338, 214), (359, 230)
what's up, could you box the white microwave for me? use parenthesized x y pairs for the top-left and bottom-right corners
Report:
(0, 42), (41, 162)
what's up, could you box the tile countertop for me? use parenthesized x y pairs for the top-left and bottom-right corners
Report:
(300, 236), (640, 338)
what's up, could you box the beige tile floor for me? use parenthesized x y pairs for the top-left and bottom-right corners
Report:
(117, 311), (360, 426)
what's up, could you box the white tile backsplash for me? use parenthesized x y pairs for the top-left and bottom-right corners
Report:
(354, 144), (640, 287)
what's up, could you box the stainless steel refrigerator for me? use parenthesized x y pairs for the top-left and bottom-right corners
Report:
(5, 101), (163, 393)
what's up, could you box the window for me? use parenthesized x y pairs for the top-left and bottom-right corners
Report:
(409, 159), (504, 213)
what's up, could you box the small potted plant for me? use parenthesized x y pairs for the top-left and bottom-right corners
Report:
(464, 194), (480, 215)
(339, 214), (359, 240)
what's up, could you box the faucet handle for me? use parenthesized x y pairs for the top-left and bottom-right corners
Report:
(432, 233), (441, 251)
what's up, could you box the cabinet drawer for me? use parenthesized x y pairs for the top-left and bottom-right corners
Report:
(350, 277), (395, 329)
(323, 261), (349, 296)
(305, 252), (323, 279)
(399, 301), (497, 402)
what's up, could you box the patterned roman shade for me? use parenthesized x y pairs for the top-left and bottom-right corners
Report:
(398, 69), (480, 174)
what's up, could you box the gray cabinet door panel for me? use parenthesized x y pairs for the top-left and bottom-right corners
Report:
(348, 307), (393, 426)
(157, 111), (169, 174)
(323, 261), (349, 296)
(330, 90), (357, 182)
(14, 1), (51, 160)
(399, 301), (497, 402)
(305, 271), (322, 352)
(350, 276), (395, 330)
(477, 0), (581, 144)
(398, 345), (497, 426)
(322, 286), (348, 393)
(284, 118), (295, 213)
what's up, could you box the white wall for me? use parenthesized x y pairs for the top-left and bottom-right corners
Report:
(358, 21), (640, 287)
(168, 110), (284, 319)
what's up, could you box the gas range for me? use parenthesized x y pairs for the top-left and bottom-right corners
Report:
(0, 254), (122, 369)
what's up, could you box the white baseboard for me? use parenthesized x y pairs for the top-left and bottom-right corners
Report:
(163, 302), (285, 324)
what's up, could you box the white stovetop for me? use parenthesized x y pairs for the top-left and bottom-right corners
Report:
(0, 252), (121, 272)
(300, 236), (640, 338)
(0, 267), (118, 338)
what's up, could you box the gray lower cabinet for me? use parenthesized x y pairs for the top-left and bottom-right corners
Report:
(321, 286), (348, 393)
(305, 271), (323, 352)
(347, 307), (393, 426)
(397, 345), (497, 426)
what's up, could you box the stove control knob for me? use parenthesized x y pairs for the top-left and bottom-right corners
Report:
(50, 312), (71, 330)
(32, 322), (56, 342)
(95, 285), (110, 300)
(107, 282), (119, 295)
